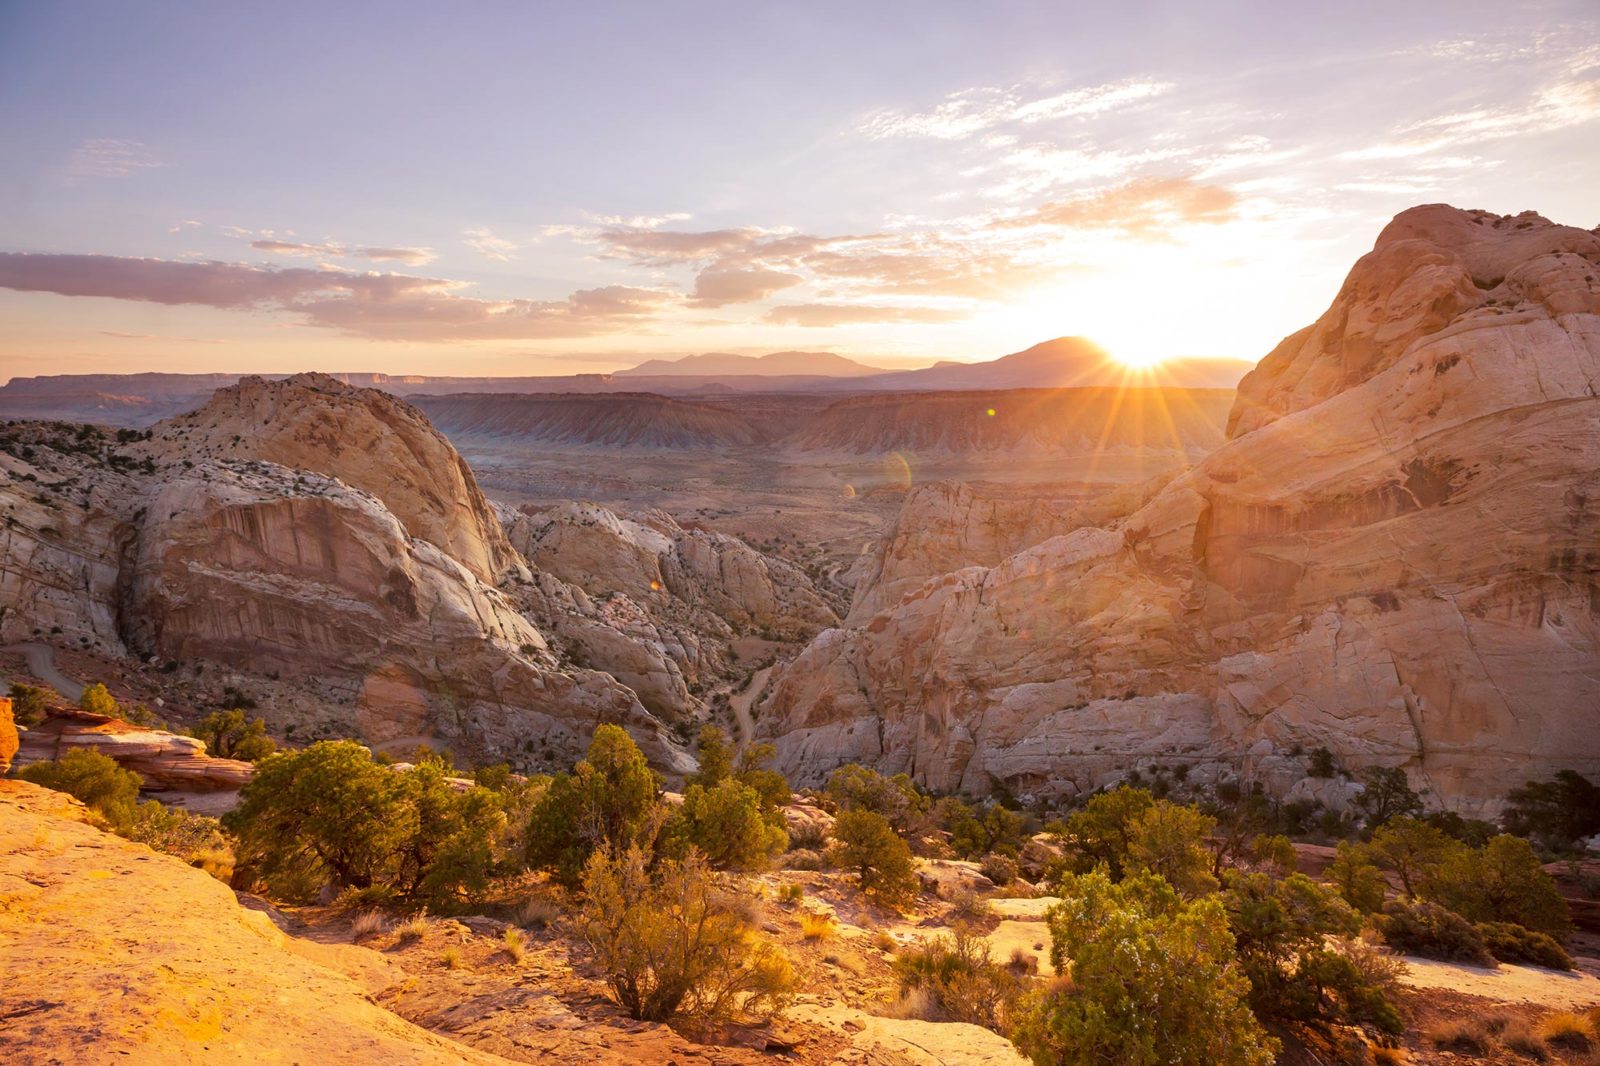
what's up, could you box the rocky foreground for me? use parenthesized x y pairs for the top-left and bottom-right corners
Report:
(759, 205), (1600, 813)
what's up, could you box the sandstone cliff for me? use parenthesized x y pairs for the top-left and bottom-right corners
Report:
(757, 205), (1600, 813)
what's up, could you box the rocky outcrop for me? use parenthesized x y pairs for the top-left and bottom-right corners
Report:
(148, 373), (517, 582)
(758, 205), (1600, 813)
(0, 697), (16, 774)
(0, 779), (520, 1066)
(12, 708), (253, 791)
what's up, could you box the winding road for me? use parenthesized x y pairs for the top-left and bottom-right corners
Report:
(3, 643), (85, 701)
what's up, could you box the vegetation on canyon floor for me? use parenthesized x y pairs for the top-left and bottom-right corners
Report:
(9, 679), (1600, 1064)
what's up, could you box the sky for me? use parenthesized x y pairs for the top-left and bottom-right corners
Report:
(0, 0), (1596, 382)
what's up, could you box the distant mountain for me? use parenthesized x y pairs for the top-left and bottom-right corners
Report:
(840, 337), (1253, 391)
(616, 350), (887, 377)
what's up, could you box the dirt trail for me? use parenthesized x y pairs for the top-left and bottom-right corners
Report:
(3, 642), (85, 700)
(729, 665), (774, 748)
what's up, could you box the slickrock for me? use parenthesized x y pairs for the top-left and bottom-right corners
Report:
(759, 205), (1600, 812)
(148, 373), (517, 582)
(12, 708), (253, 791)
(0, 696), (16, 773)
(0, 780), (519, 1066)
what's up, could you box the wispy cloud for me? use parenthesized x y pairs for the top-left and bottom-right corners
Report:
(857, 79), (1171, 140)
(1003, 176), (1239, 236)
(66, 138), (159, 181)
(689, 266), (804, 308)
(250, 239), (435, 265)
(763, 303), (962, 327)
(463, 227), (520, 261)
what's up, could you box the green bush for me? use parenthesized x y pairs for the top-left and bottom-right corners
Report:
(1375, 899), (1494, 966)
(1474, 921), (1574, 971)
(525, 725), (662, 886)
(1351, 766), (1423, 829)
(892, 926), (1019, 1031)
(663, 778), (787, 871)
(1503, 770), (1600, 851)
(1126, 800), (1217, 898)
(8, 682), (54, 726)
(1051, 786), (1155, 879)
(1011, 870), (1277, 1066)
(1368, 816), (1461, 897)
(78, 681), (119, 717)
(192, 709), (277, 762)
(825, 763), (927, 834)
(1221, 870), (1400, 1034)
(831, 807), (918, 909)
(1426, 835), (1572, 939)
(578, 844), (794, 1025)
(224, 740), (505, 905)
(1326, 841), (1387, 913)
(942, 797), (1028, 860)
(20, 748), (142, 830)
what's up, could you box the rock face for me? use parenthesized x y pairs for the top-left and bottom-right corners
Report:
(0, 780), (520, 1066)
(0, 378), (694, 775)
(12, 709), (254, 792)
(150, 373), (517, 582)
(758, 205), (1600, 813)
(0, 697), (16, 773)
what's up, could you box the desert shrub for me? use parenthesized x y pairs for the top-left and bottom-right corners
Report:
(1307, 747), (1338, 778)
(1504, 770), (1600, 852)
(942, 797), (1028, 860)
(1011, 870), (1277, 1066)
(1536, 1010), (1595, 1051)
(125, 799), (233, 880)
(524, 725), (662, 886)
(685, 723), (735, 789)
(947, 888), (991, 924)
(787, 819), (830, 851)
(1423, 809), (1498, 846)
(662, 778), (787, 871)
(892, 926), (1019, 1031)
(1246, 833), (1298, 876)
(224, 740), (504, 905)
(980, 852), (1019, 886)
(1352, 766), (1423, 829)
(1501, 1022), (1550, 1060)
(1474, 921), (1574, 970)
(825, 763), (926, 834)
(502, 927), (527, 962)
(1327, 840), (1388, 913)
(1051, 786), (1155, 879)
(515, 894), (561, 931)
(799, 911), (837, 940)
(578, 845), (794, 1026)
(784, 848), (826, 870)
(19, 748), (142, 830)
(440, 945), (464, 969)
(78, 681), (119, 717)
(830, 808), (917, 909)
(8, 682), (54, 726)
(349, 910), (388, 939)
(1126, 800), (1218, 898)
(1221, 870), (1400, 1033)
(1375, 899), (1494, 966)
(1368, 816), (1461, 897)
(191, 709), (276, 762)
(1425, 834), (1572, 939)
(1427, 1018), (1497, 1055)
(776, 882), (804, 904)
(733, 741), (792, 810)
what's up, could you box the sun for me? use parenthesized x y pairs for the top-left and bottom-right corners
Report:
(1107, 349), (1167, 370)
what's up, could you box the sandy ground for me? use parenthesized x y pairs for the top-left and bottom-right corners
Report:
(1397, 955), (1600, 1010)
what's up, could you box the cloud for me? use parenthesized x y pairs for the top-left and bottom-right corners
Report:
(251, 239), (435, 265)
(0, 252), (675, 342)
(689, 265), (804, 307)
(67, 139), (159, 181)
(763, 303), (963, 327)
(464, 227), (519, 261)
(99, 330), (224, 344)
(1005, 177), (1240, 236)
(857, 79), (1171, 141)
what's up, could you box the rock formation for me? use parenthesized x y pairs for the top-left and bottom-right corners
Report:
(0, 780), (521, 1065)
(757, 205), (1600, 813)
(0, 696), (16, 774)
(12, 708), (253, 792)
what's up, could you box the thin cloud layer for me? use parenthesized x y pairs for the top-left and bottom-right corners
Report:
(66, 138), (160, 181)
(0, 253), (674, 341)
(857, 79), (1172, 140)
(251, 239), (436, 265)
(764, 303), (963, 327)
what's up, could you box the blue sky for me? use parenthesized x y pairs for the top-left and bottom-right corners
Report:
(1, 0), (1596, 379)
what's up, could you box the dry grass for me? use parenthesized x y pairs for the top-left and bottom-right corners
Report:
(395, 911), (431, 942)
(1007, 946), (1039, 975)
(777, 883), (804, 904)
(872, 930), (898, 954)
(349, 910), (388, 940)
(1537, 1010), (1595, 1052)
(883, 986), (938, 1021)
(502, 927), (527, 963)
(800, 911), (838, 941)
(1427, 1019), (1496, 1056)
(1370, 1047), (1407, 1065)
(441, 945), (464, 970)
(1500, 1022), (1548, 1060)
(515, 895), (560, 931)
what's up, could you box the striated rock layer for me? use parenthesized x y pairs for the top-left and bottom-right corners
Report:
(758, 205), (1600, 813)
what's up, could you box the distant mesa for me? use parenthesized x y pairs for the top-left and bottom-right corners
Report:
(615, 349), (889, 377)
